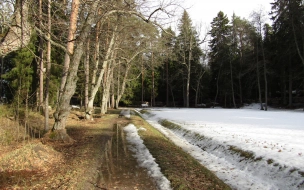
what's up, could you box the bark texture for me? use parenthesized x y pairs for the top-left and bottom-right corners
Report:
(0, 0), (32, 57)
(53, 1), (100, 134)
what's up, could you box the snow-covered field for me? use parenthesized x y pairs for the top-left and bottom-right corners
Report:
(137, 105), (304, 190)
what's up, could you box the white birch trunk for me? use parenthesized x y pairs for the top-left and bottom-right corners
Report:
(86, 28), (117, 120)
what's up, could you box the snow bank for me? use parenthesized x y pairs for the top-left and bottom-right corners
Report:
(137, 108), (304, 190)
(120, 109), (130, 118)
(124, 124), (172, 190)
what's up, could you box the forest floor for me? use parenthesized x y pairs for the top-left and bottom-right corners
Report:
(0, 109), (230, 190)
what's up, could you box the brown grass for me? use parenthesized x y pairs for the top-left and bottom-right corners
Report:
(130, 114), (231, 190)
(0, 108), (231, 189)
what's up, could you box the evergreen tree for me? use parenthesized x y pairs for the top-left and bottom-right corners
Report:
(270, 0), (304, 106)
(208, 11), (231, 107)
(176, 10), (202, 107)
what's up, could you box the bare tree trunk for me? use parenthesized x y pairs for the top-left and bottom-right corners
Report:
(195, 69), (205, 107)
(90, 18), (101, 95)
(84, 39), (90, 110)
(141, 54), (144, 104)
(86, 28), (117, 119)
(115, 48), (144, 108)
(256, 53), (263, 110)
(291, 16), (304, 67)
(44, 0), (51, 131)
(230, 60), (236, 108)
(151, 52), (155, 107)
(115, 65), (131, 108)
(288, 60), (293, 107)
(59, 0), (79, 96)
(115, 62), (121, 109)
(38, 0), (44, 111)
(101, 67), (113, 114)
(111, 86), (115, 109)
(261, 42), (268, 111)
(52, 1), (99, 139)
(170, 85), (176, 107)
(0, 0), (32, 57)
(166, 60), (169, 106)
(214, 64), (221, 108)
(238, 37), (244, 105)
(238, 75), (242, 105)
(186, 35), (192, 108)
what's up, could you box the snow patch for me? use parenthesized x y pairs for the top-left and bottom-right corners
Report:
(137, 108), (304, 190)
(124, 124), (172, 190)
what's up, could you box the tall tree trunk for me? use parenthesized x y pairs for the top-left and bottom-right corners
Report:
(170, 85), (176, 107)
(195, 70), (205, 107)
(186, 35), (192, 108)
(59, 0), (79, 96)
(38, 0), (44, 111)
(53, 1), (99, 139)
(111, 85), (115, 109)
(151, 52), (155, 107)
(90, 17), (101, 96)
(166, 60), (169, 106)
(115, 62), (121, 109)
(141, 54), (144, 104)
(256, 44), (263, 110)
(101, 66), (113, 114)
(230, 60), (236, 108)
(291, 15), (304, 67)
(214, 64), (221, 108)
(288, 59), (293, 107)
(282, 69), (287, 105)
(115, 50), (143, 109)
(238, 52), (243, 105)
(84, 39), (90, 110)
(238, 36), (244, 105)
(291, 16), (304, 111)
(86, 28), (117, 119)
(261, 41), (268, 111)
(44, 0), (51, 131)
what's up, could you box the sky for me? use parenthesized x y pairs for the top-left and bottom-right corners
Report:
(134, 105), (304, 190)
(181, 0), (274, 29)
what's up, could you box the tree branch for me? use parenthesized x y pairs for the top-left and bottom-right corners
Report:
(34, 26), (70, 55)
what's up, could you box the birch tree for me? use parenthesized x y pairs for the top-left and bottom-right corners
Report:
(177, 10), (202, 107)
(251, 8), (268, 110)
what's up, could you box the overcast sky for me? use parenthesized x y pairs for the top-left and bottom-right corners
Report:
(182, 0), (274, 28)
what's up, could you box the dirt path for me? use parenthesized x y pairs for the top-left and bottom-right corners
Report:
(0, 110), (230, 189)
(0, 112), (157, 189)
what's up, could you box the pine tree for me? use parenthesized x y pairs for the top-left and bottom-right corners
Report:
(208, 11), (231, 107)
(176, 10), (202, 107)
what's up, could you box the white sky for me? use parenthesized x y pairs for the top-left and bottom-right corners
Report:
(182, 0), (274, 28)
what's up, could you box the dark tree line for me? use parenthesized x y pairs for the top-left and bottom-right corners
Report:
(0, 0), (303, 139)
(135, 0), (304, 109)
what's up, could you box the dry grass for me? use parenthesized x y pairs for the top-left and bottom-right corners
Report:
(130, 113), (231, 190)
(0, 108), (231, 189)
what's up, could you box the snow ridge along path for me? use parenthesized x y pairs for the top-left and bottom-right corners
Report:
(124, 124), (172, 190)
(137, 106), (304, 190)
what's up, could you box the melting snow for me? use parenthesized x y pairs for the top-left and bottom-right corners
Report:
(124, 124), (172, 190)
(136, 105), (304, 190)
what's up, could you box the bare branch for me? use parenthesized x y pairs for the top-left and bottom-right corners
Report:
(34, 26), (69, 55)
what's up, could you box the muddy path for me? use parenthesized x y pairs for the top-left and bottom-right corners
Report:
(97, 121), (157, 190)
